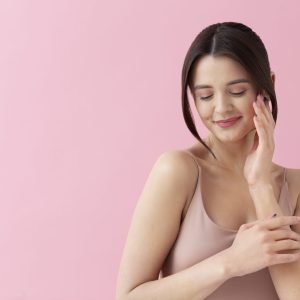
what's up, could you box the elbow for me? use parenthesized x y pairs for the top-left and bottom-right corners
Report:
(115, 289), (131, 300)
(116, 286), (141, 300)
(116, 278), (147, 300)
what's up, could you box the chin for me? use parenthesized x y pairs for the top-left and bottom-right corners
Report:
(211, 127), (253, 144)
(215, 134), (243, 143)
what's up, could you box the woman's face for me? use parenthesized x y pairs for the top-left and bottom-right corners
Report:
(191, 55), (258, 143)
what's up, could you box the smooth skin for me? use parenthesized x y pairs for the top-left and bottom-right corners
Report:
(115, 55), (300, 300)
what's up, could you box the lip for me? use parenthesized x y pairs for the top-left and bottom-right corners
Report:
(215, 116), (242, 128)
(215, 116), (241, 123)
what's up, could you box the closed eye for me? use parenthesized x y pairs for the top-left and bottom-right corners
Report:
(199, 91), (246, 100)
(199, 95), (212, 100)
(231, 91), (246, 96)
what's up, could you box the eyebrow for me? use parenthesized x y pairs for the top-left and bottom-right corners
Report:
(193, 79), (251, 91)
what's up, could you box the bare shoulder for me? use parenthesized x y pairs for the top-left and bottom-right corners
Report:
(156, 148), (200, 170)
(153, 149), (200, 203)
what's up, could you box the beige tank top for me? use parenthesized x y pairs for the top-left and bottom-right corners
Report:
(160, 151), (294, 300)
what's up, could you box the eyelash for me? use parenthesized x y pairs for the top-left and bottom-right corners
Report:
(199, 91), (246, 100)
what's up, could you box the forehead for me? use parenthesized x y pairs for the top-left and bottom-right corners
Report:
(191, 55), (250, 86)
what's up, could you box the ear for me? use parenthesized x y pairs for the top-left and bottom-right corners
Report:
(270, 71), (275, 87)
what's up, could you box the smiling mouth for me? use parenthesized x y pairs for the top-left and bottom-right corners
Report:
(215, 116), (242, 123)
(214, 116), (242, 128)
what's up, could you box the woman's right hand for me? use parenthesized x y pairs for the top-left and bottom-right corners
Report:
(227, 215), (300, 277)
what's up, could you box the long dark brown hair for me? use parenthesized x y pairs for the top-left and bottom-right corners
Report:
(182, 22), (277, 159)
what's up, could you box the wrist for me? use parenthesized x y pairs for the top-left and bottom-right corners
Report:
(220, 248), (238, 279)
(248, 183), (275, 203)
(247, 182), (279, 219)
(248, 182), (273, 193)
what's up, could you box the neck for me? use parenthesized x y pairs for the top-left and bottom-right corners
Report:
(204, 131), (256, 174)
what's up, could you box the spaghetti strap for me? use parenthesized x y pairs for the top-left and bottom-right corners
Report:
(182, 150), (201, 170)
(282, 167), (287, 183)
(182, 150), (200, 186)
(278, 167), (293, 215)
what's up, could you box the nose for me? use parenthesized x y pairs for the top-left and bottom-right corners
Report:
(214, 93), (233, 114)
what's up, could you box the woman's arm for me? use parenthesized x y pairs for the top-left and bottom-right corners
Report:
(117, 248), (233, 300)
(115, 151), (235, 300)
(249, 172), (300, 300)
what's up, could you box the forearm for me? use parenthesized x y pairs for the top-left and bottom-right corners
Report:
(119, 248), (234, 300)
(249, 183), (286, 219)
(249, 183), (300, 300)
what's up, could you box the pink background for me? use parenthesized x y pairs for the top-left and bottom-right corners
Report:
(0, 0), (299, 299)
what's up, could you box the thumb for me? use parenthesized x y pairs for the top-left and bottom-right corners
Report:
(240, 213), (276, 231)
(245, 128), (258, 155)
(239, 219), (259, 231)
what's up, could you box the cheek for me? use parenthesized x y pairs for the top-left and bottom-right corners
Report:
(245, 103), (255, 116)
(242, 102), (256, 127)
(240, 96), (256, 115)
(196, 104), (211, 122)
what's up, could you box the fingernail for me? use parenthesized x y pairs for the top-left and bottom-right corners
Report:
(256, 97), (261, 107)
(256, 94), (263, 104)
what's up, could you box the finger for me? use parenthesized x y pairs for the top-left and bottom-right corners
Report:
(239, 213), (297, 231)
(253, 98), (268, 125)
(240, 218), (261, 231)
(271, 251), (300, 265)
(253, 99), (274, 148)
(265, 216), (300, 230)
(261, 93), (275, 126)
(264, 100), (275, 125)
(241, 211), (278, 230)
(253, 98), (273, 132)
(270, 229), (300, 241)
(271, 239), (300, 252)
(253, 115), (268, 146)
(254, 95), (275, 130)
(259, 94), (272, 121)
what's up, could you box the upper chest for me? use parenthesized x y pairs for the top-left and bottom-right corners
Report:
(182, 163), (298, 231)
(201, 173), (280, 230)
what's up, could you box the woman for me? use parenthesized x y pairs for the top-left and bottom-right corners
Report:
(116, 22), (300, 300)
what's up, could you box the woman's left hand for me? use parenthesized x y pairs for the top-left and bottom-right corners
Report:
(243, 93), (275, 186)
